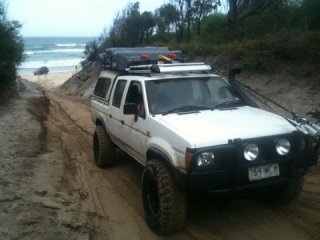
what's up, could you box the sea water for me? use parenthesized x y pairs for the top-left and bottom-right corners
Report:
(19, 36), (94, 74)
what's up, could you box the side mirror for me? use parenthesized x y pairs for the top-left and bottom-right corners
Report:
(228, 68), (242, 83)
(124, 103), (138, 115)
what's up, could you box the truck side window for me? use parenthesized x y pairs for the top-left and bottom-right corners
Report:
(94, 77), (111, 98)
(112, 80), (127, 108)
(125, 81), (145, 119)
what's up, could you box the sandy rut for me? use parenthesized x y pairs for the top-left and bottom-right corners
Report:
(0, 77), (319, 240)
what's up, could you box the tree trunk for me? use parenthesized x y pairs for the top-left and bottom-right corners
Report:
(196, 0), (205, 35)
(186, 0), (192, 42)
(197, 19), (201, 35)
(228, 0), (238, 41)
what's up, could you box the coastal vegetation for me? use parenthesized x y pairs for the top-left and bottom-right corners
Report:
(0, 1), (24, 92)
(83, 0), (320, 78)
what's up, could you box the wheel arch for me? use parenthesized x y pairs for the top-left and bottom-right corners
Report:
(95, 117), (108, 132)
(146, 148), (174, 171)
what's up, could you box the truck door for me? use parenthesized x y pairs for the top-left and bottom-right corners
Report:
(108, 79), (128, 149)
(122, 81), (148, 165)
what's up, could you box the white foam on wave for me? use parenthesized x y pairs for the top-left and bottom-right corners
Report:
(56, 43), (78, 47)
(53, 48), (84, 53)
(25, 51), (35, 55)
(24, 48), (84, 55)
(20, 58), (83, 69)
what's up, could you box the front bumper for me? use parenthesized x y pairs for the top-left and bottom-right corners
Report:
(175, 133), (317, 193)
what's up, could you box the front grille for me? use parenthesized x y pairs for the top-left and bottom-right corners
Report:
(190, 133), (297, 171)
(187, 133), (299, 190)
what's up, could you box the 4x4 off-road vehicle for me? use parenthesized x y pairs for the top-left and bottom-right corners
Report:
(33, 66), (49, 75)
(91, 47), (319, 234)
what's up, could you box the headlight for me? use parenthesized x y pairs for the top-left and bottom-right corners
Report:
(197, 152), (215, 167)
(276, 138), (290, 156)
(244, 143), (259, 161)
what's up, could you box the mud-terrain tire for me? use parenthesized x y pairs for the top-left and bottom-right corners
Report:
(93, 126), (115, 168)
(264, 174), (304, 204)
(142, 159), (187, 234)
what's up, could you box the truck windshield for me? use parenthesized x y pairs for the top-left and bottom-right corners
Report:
(146, 77), (242, 115)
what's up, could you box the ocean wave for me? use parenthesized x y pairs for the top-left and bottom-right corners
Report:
(55, 43), (77, 47)
(20, 58), (83, 69)
(24, 48), (84, 55)
(25, 51), (35, 55)
(55, 43), (86, 48)
(52, 48), (85, 53)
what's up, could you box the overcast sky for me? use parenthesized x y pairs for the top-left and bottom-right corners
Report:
(7, 0), (166, 37)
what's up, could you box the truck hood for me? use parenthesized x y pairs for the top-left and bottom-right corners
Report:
(157, 106), (296, 148)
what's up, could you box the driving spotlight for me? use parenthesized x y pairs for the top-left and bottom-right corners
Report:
(244, 143), (259, 161)
(276, 138), (290, 156)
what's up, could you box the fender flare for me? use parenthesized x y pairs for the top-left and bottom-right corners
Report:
(146, 147), (174, 170)
(95, 116), (108, 133)
(146, 147), (187, 187)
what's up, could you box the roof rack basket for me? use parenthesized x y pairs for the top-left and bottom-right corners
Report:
(99, 47), (212, 74)
(99, 47), (184, 71)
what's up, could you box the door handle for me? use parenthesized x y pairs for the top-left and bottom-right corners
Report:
(121, 120), (125, 125)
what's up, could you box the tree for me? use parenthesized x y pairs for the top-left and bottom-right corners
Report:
(84, 0), (158, 59)
(154, 3), (179, 41)
(122, 2), (142, 46)
(192, 0), (219, 35)
(185, 0), (193, 41)
(82, 39), (100, 67)
(171, 0), (186, 42)
(139, 11), (155, 44)
(302, 0), (320, 31)
(0, 1), (24, 90)
(108, 12), (126, 46)
(227, 0), (276, 40)
(201, 13), (228, 43)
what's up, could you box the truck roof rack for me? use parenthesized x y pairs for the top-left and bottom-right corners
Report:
(126, 62), (212, 74)
(99, 47), (212, 74)
(99, 47), (184, 71)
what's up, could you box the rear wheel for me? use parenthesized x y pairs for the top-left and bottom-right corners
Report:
(93, 126), (115, 168)
(142, 159), (187, 234)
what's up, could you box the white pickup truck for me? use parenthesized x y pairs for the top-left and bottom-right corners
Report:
(91, 48), (319, 234)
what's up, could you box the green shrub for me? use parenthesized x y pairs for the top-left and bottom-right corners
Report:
(0, 2), (24, 91)
(204, 31), (320, 72)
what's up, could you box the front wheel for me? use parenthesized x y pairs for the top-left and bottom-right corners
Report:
(142, 159), (187, 234)
(263, 174), (304, 204)
(93, 126), (115, 168)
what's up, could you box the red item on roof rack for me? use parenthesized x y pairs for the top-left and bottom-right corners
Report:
(99, 47), (184, 71)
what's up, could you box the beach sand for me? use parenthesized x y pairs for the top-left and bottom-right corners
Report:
(21, 71), (76, 89)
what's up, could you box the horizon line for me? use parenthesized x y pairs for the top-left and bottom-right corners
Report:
(22, 35), (97, 38)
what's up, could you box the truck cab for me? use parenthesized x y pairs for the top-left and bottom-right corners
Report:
(91, 48), (319, 234)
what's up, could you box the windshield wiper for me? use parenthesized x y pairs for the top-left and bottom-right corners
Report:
(162, 105), (210, 115)
(211, 100), (241, 111)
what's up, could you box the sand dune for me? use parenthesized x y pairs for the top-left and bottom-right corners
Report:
(21, 71), (76, 89)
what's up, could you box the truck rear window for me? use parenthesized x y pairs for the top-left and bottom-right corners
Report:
(94, 77), (111, 98)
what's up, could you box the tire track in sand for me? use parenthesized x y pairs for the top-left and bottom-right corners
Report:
(46, 91), (320, 240)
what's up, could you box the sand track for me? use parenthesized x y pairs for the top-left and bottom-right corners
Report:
(0, 80), (92, 240)
(1, 75), (319, 239)
(43, 90), (320, 240)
